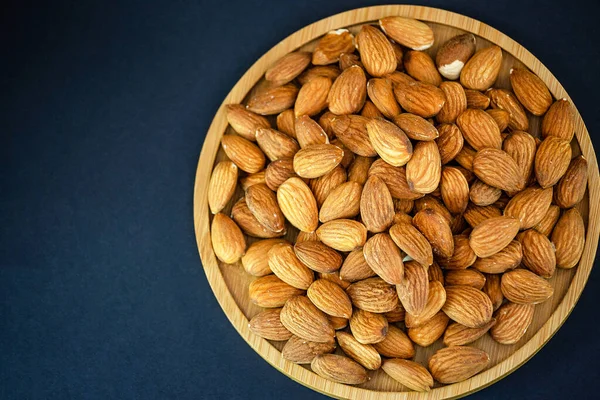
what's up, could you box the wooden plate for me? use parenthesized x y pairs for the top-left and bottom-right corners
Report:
(194, 5), (599, 399)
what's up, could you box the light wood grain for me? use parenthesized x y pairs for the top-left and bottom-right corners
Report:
(194, 5), (599, 399)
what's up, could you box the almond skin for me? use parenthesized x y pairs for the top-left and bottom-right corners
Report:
(437, 81), (467, 123)
(445, 269), (486, 290)
(281, 296), (334, 343)
(396, 261), (429, 316)
(311, 354), (369, 385)
(307, 279), (352, 318)
(330, 114), (376, 157)
(231, 197), (285, 239)
(265, 51), (311, 86)
(366, 119), (413, 167)
(412, 208), (454, 259)
(310, 165), (347, 207)
(221, 134), (266, 173)
(501, 269), (554, 304)
(384, 304), (406, 323)
(436, 123), (464, 164)
(268, 242), (314, 290)
(504, 187), (553, 230)
(484, 280), (503, 309)
(473, 240), (522, 274)
(408, 311), (450, 346)
(502, 130), (537, 182)
(429, 262), (445, 285)
(429, 346), (490, 384)
(293, 143), (344, 179)
(208, 161), (238, 214)
(317, 219), (367, 252)
(382, 359), (434, 392)
(404, 50), (442, 86)
(336, 331), (382, 370)
(441, 166), (470, 214)
(443, 319), (497, 346)
(349, 309), (388, 344)
(312, 29), (355, 65)
(470, 179), (502, 206)
(347, 277), (399, 313)
(473, 148), (526, 192)
(443, 285), (493, 328)
(328, 315), (349, 330)
(319, 181), (362, 222)
(438, 235), (477, 270)
(392, 113), (439, 141)
(298, 65), (342, 86)
(465, 89), (491, 109)
(265, 158), (297, 191)
(542, 99), (575, 140)
(363, 233), (405, 285)
(348, 156), (374, 185)
(328, 65), (367, 115)
(533, 205), (561, 237)
(367, 78), (401, 118)
(405, 281), (447, 328)
(510, 67), (552, 115)
(240, 171), (266, 191)
(372, 325), (414, 358)
(469, 216), (520, 258)
(490, 302), (535, 344)
(389, 222), (433, 266)
(246, 83), (299, 115)
(464, 203), (503, 228)
(340, 249), (376, 283)
(486, 108), (510, 132)
(379, 16), (434, 50)
(295, 76), (332, 117)
(414, 195), (452, 224)
(436, 33), (476, 80)
(406, 141), (442, 194)
(255, 127), (300, 161)
(225, 104), (271, 141)
(488, 88), (529, 131)
(460, 45), (502, 90)
(282, 335), (336, 364)
(393, 81), (446, 118)
(277, 177), (319, 232)
(245, 183), (286, 233)
(361, 175), (395, 233)
(361, 100), (384, 118)
(356, 25), (397, 77)
(211, 213), (246, 264)
(454, 145), (477, 171)
(241, 239), (286, 276)
(535, 136), (572, 188)
(294, 241), (342, 273)
(555, 156), (588, 209)
(276, 109), (296, 138)
(368, 160), (424, 200)
(457, 108), (503, 151)
(552, 208), (585, 269)
(249, 275), (304, 308)
(249, 308), (292, 341)
(339, 53), (363, 70)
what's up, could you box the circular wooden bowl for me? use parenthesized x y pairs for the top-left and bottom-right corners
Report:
(194, 5), (599, 399)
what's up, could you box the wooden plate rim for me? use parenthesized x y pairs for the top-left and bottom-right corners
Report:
(194, 5), (600, 399)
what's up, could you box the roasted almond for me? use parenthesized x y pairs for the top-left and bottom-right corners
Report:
(445, 269), (486, 289)
(295, 77), (332, 117)
(469, 179), (502, 206)
(294, 241), (342, 273)
(339, 52), (363, 70)
(330, 114), (377, 156)
(393, 80), (446, 118)
(382, 359), (434, 392)
(211, 213), (246, 264)
(488, 88), (529, 131)
(465, 89), (490, 109)
(318, 271), (351, 291)
(469, 216), (520, 258)
(473, 240), (522, 274)
(454, 144), (477, 171)
(392, 113), (439, 141)
(396, 260), (429, 316)
(221, 134), (266, 173)
(280, 296), (334, 343)
(542, 98), (575, 140)
(429, 346), (490, 384)
(328, 65), (367, 115)
(265, 51), (311, 85)
(265, 158), (297, 191)
(367, 78), (401, 117)
(406, 141), (442, 194)
(328, 315), (349, 330)
(438, 235), (477, 270)
(307, 279), (352, 318)
(436, 123), (464, 164)
(490, 302), (535, 344)
(208, 161), (238, 214)
(339, 249), (376, 282)
(255, 127), (300, 161)
(486, 108), (510, 132)
(249, 308), (292, 341)
(429, 262), (445, 285)
(319, 181), (362, 222)
(405, 281), (447, 328)
(404, 50), (442, 86)
(361, 175), (395, 233)
(246, 83), (299, 115)
(436, 33), (476, 80)
(336, 331), (382, 370)
(408, 311), (449, 346)
(297, 65), (341, 86)
(249, 275), (304, 308)
(356, 25), (397, 77)
(366, 119), (413, 167)
(282, 335), (336, 364)
(348, 156), (374, 185)
(312, 29), (355, 65)
(372, 325), (414, 358)
(501, 269), (554, 304)
(443, 285), (493, 328)
(473, 148), (526, 192)
(555, 155), (588, 209)
(552, 208), (585, 269)
(225, 104), (271, 141)
(533, 204), (561, 236)
(510, 67), (552, 116)
(276, 109), (296, 138)
(412, 208), (454, 259)
(460, 45), (502, 90)
(361, 100), (384, 118)
(363, 233), (405, 284)
(347, 277), (399, 313)
(240, 171), (266, 191)
(246, 183), (286, 233)
(369, 160), (424, 200)
(384, 303), (406, 323)
(443, 319), (496, 346)
(293, 143), (343, 179)
(436, 81), (467, 123)
(309, 165), (347, 207)
(535, 136), (572, 188)
(440, 166), (470, 214)
(502, 130), (537, 182)
(232, 197), (285, 238)
(242, 239), (287, 276)
(311, 354), (369, 385)
(389, 222), (433, 266)
(349, 309), (388, 344)
(504, 187), (553, 230)
(414, 195), (452, 223)
(463, 203), (503, 228)
(268, 242), (314, 290)
(379, 16), (434, 50)
(457, 108), (502, 151)
(277, 177), (318, 232)
(317, 219), (367, 252)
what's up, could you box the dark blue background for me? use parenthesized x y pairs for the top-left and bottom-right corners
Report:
(2, 1), (599, 399)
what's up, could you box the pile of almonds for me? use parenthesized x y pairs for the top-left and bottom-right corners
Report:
(208, 16), (588, 390)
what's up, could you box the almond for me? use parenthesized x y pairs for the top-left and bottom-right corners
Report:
(501, 269), (554, 304)
(208, 161), (238, 214)
(211, 213), (246, 264)
(249, 308), (292, 341)
(469, 179), (502, 206)
(465, 89), (491, 109)
(510, 67), (552, 115)
(406, 141), (442, 194)
(464, 203), (503, 228)
(328, 315), (349, 330)
(264, 158), (297, 191)
(382, 359), (434, 392)
(555, 155), (588, 208)
(339, 52), (363, 70)
(231, 197), (285, 238)
(408, 311), (449, 346)
(282, 335), (336, 364)
(488, 88), (529, 131)
(454, 144), (477, 171)
(295, 76), (332, 117)
(443, 319), (496, 346)
(436, 33), (476, 80)
(348, 156), (374, 185)
(436, 81), (467, 123)
(379, 17), (434, 50)
(392, 113), (439, 141)
(389, 222), (434, 266)
(504, 187), (553, 230)
(349, 309), (388, 344)
(245, 183), (286, 233)
(221, 134), (266, 173)
(443, 285), (493, 328)
(241, 239), (287, 277)
(405, 281), (447, 328)
(372, 325), (414, 358)
(502, 130), (537, 182)
(429, 346), (490, 384)
(533, 204), (561, 236)
(366, 119), (413, 167)
(394, 198), (414, 213)
(307, 279), (352, 318)
(414, 195), (452, 223)
(310, 165), (347, 206)
(429, 262), (445, 285)
(469, 216), (520, 258)
(246, 83), (299, 115)
(542, 98), (575, 140)
(384, 303), (406, 323)
(393, 81), (446, 118)
(473, 240), (522, 274)
(535, 136), (572, 188)
(265, 51), (311, 85)
(328, 65), (367, 115)
(318, 111), (337, 137)
(255, 127), (300, 161)
(386, 71), (415, 85)
(361, 100), (384, 118)
(404, 50), (442, 86)
(368, 160), (424, 200)
(330, 114), (376, 156)
(318, 271), (351, 290)
(457, 108), (502, 151)
(319, 181), (362, 222)
(436, 123), (464, 164)
(356, 25), (397, 77)
(240, 171), (266, 191)
(277, 177), (318, 232)
(294, 241), (342, 273)
(412, 208), (454, 259)
(460, 45), (502, 90)
(317, 219), (367, 252)
(268, 242), (314, 289)
(360, 175), (395, 233)
(297, 65), (341, 86)
(280, 296), (334, 343)
(312, 29), (355, 65)
(490, 302), (535, 344)
(339, 249), (376, 282)
(552, 208), (585, 269)
(445, 269), (486, 289)
(473, 148), (526, 192)
(396, 260), (429, 316)
(367, 78), (401, 117)
(363, 233), (404, 284)
(276, 109), (296, 138)
(292, 144), (343, 179)
(335, 331), (381, 370)
(249, 275), (304, 308)
(225, 104), (271, 141)
(347, 277), (399, 313)
(440, 166), (470, 214)
(335, 137), (357, 169)
(438, 235), (477, 270)
(311, 354), (369, 384)
(486, 108), (510, 132)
